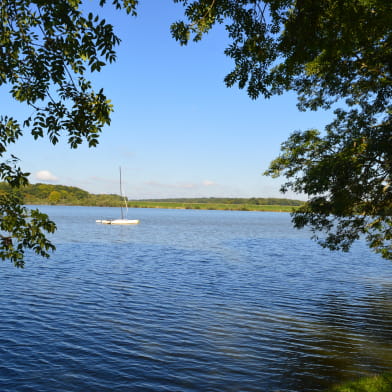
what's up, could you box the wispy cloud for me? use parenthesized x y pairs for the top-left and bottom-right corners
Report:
(35, 170), (58, 182)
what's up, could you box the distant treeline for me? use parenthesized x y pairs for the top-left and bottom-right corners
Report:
(127, 197), (305, 212)
(127, 202), (298, 212)
(0, 182), (124, 207)
(0, 182), (304, 211)
(136, 197), (304, 206)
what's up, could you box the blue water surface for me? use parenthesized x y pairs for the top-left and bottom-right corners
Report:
(0, 206), (391, 392)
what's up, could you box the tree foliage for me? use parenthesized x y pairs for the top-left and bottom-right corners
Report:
(172, 0), (392, 259)
(1, 0), (391, 265)
(139, 197), (303, 206)
(0, 0), (138, 267)
(0, 191), (56, 268)
(0, 182), (124, 206)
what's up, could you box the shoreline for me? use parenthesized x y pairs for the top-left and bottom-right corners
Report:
(26, 202), (298, 213)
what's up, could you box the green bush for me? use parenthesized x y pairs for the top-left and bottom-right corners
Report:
(328, 373), (392, 392)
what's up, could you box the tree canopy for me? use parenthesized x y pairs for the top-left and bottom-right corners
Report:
(0, 0), (138, 266)
(1, 0), (391, 265)
(171, 0), (392, 260)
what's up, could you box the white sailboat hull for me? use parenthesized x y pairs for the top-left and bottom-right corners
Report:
(96, 168), (139, 225)
(96, 219), (140, 225)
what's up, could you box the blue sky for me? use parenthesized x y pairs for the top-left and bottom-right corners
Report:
(5, 0), (333, 199)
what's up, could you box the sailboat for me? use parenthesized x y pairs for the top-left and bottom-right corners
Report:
(96, 168), (140, 225)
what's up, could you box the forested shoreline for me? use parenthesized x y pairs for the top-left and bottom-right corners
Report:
(0, 182), (304, 211)
(0, 182), (123, 207)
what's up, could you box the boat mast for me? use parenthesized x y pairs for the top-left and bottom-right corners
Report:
(119, 167), (129, 220)
(119, 167), (124, 219)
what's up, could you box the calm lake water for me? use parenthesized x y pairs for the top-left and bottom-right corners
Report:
(1, 206), (391, 392)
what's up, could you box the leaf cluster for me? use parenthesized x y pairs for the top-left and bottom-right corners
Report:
(172, 0), (392, 259)
(171, 1), (391, 103)
(1, 0), (137, 148)
(0, 0), (137, 266)
(0, 191), (56, 267)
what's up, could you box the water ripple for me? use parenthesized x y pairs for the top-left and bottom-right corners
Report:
(0, 207), (391, 391)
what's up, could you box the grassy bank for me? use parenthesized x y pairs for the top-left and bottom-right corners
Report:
(328, 373), (392, 392)
(127, 201), (298, 212)
(0, 182), (303, 211)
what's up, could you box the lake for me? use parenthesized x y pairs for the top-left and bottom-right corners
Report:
(0, 206), (391, 391)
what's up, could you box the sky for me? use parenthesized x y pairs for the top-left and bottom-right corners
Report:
(4, 0), (334, 200)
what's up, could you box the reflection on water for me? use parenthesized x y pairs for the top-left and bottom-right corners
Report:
(0, 206), (391, 392)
